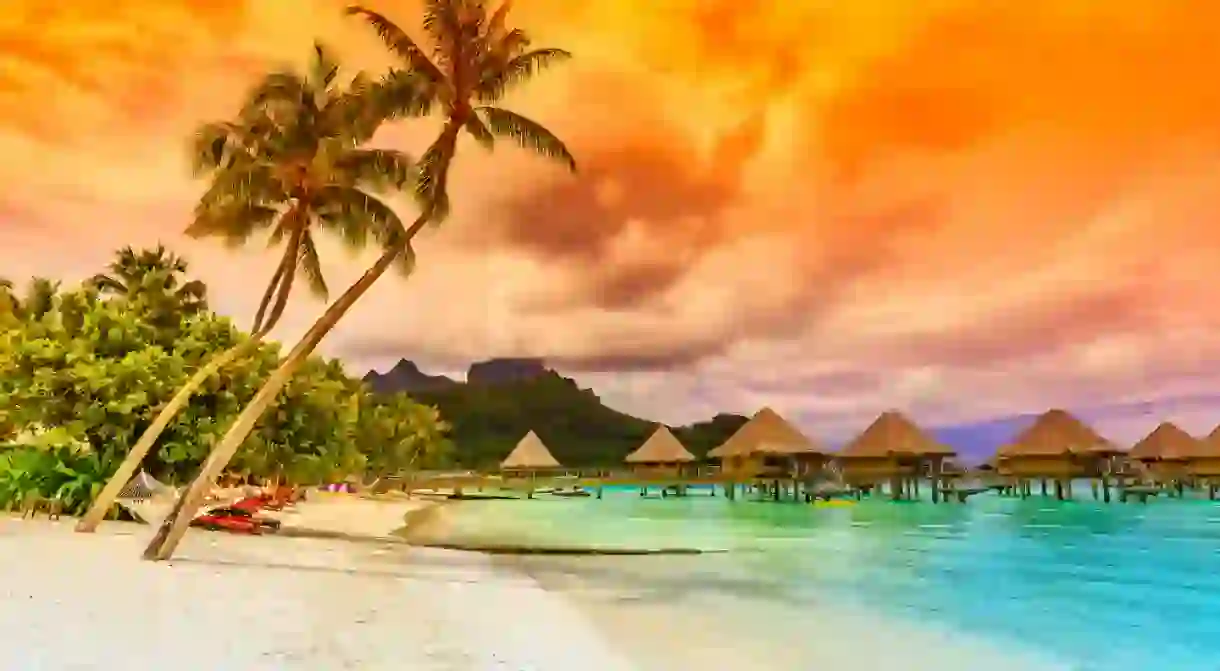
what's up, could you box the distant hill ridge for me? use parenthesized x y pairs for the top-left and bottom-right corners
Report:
(362, 357), (550, 393)
(361, 357), (747, 467)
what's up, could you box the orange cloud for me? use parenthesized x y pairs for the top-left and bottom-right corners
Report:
(5, 0), (1220, 438)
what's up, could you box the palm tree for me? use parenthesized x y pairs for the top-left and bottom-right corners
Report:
(141, 0), (577, 560)
(76, 43), (416, 533)
(0, 276), (62, 321)
(88, 245), (209, 319)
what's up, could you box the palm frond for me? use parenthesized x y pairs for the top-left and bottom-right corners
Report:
(421, 0), (462, 62)
(499, 29), (530, 58)
(323, 71), (390, 143)
(345, 6), (445, 84)
(309, 41), (342, 89)
(476, 106), (576, 171)
(475, 48), (570, 103)
(86, 274), (125, 295)
(196, 162), (286, 213)
(298, 232), (330, 299)
(331, 148), (415, 192)
(187, 202), (280, 248)
(244, 70), (312, 117)
(190, 121), (254, 175)
(394, 240), (418, 279)
(462, 114), (495, 150)
(412, 131), (459, 223)
(313, 186), (406, 250)
(483, 1), (513, 42)
(267, 215), (289, 247)
(368, 69), (438, 122)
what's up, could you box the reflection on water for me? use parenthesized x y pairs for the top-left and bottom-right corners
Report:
(438, 488), (1220, 670)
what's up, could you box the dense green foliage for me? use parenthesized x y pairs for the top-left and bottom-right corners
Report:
(411, 372), (747, 468)
(0, 250), (450, 515)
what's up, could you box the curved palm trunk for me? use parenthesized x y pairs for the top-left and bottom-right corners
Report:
(76, 236), (302, 533)
(141, 219), (425, 560)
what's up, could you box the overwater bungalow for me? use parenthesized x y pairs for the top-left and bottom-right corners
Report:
(1185, 426), (1220, 498)
(500, 430), (564, 498)
(1127, 422), (1200, 494)
(624, 425), (697, 496)
(836, 411), (956, 502)
(992, 409), (1121, 500)
(706, 407), (832, 500)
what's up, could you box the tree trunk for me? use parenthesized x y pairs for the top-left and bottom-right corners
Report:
(141, 224), (421, 560)
(77, 239), (300, 533)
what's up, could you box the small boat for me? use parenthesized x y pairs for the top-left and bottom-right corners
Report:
(550, 487), (591, 498)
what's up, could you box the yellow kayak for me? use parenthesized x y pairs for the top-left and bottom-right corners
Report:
(813, 499), (856, 507)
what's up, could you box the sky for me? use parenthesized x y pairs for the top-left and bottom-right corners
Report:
(4, 0), (1220, 447)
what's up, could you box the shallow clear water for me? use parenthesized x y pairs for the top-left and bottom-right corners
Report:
(437, 485), (1220, 670)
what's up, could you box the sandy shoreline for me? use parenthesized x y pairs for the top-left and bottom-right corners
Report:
(0, 516), (637, 671)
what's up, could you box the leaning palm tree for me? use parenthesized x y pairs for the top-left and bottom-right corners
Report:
(141, 0), (577, 560)
(76, 43), (415, 533)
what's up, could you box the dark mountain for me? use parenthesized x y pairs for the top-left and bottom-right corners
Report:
(467, 357), (548, 385)
(363, 358), (748, 467)
(362, 359), (458, 395)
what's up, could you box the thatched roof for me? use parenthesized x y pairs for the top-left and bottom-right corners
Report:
(995, 409), (1116, 457)
(625, 425), (696, 464)
(706, 407), (827, 458)
(1128, 422), (1201, 461)
(500, 430), (562, 470)
(1194, 425), (1220, 459)
(629, 429), (697, 466)
(837, 411), (955, 458)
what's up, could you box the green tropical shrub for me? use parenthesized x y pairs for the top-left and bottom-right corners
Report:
(0, 249), (450, 515)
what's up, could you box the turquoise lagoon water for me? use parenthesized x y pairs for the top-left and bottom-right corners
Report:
(436, 485), (1220, 670)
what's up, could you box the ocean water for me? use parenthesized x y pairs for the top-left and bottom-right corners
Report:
(434, 485), (1220, 670)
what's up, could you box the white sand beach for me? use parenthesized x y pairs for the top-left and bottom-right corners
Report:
(0, 516), (636, 671)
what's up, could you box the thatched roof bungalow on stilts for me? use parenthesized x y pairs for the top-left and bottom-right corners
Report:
(1185, 426), (1220, 498)
(500, 430), (564, 498)
(706, 407), (831, 501)
(625, 425), (696, 474)
(835, 411), (955, 501)
(624, 425), (698, 497)
(991, 409), (1121, 500)
(1128, 422), (1200, 489)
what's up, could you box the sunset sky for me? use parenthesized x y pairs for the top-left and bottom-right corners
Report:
(4, 0), (1220, 446)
